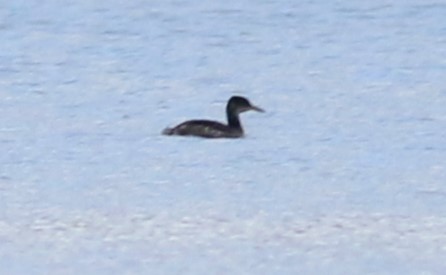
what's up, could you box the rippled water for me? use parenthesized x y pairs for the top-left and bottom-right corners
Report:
(1, 0), (446, 274)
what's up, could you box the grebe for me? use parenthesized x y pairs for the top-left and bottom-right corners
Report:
(162, 96), (264, 138)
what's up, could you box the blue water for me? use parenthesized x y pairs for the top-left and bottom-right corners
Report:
(1, 1), (446, 274)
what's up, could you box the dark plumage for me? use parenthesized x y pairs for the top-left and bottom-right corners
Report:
(162, 96), (264, 138)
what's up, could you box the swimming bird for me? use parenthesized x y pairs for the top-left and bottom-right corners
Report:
(162, 96), (264, 138)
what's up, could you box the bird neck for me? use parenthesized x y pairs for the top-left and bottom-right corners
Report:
(226, 107), (242, 129)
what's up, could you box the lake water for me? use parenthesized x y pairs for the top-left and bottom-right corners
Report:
(1, 0), (446, 274)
